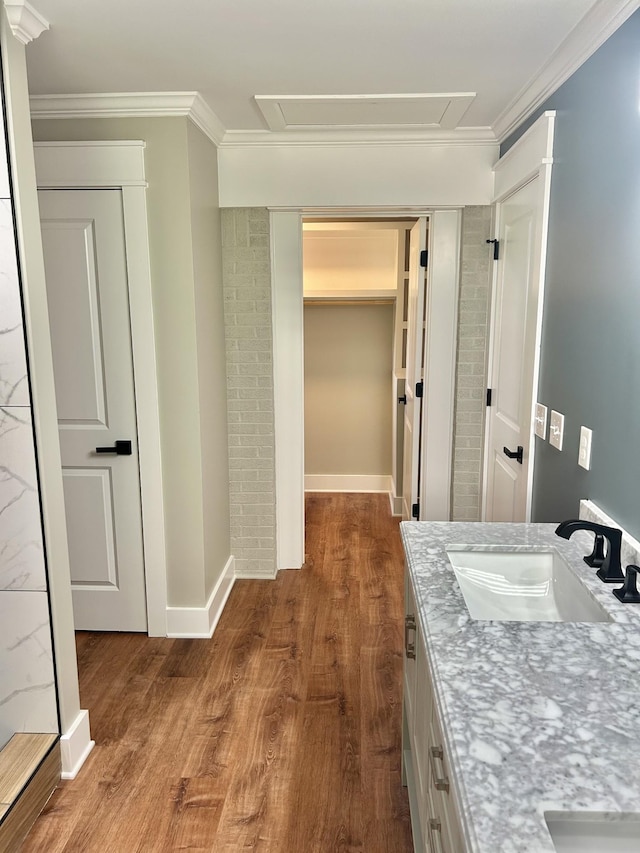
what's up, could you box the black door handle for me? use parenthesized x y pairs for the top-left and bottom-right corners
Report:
(95, 440), (132, 456)
(398, 395), (407, 405)
(503, 445), (523, 464)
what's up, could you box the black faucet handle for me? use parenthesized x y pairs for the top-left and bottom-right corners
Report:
(613, 565), (640, 603)
(584, 533), (606, 568)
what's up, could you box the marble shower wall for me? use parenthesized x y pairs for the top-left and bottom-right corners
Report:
(0, 96), (57, 749)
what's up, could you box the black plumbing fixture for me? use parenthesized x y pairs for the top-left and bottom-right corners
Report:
(613, 565), (640, 603)
(555, 519), (624, 583)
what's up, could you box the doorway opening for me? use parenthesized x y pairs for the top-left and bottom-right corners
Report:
(271, 209), (461, 571)
(301, 218), (419, 517)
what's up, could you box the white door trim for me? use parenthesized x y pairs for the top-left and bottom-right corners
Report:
(34, 140), (168, 636)
(420, 209), (461, 520)
(482, 111), (555, 521)
(271, 206), (458, 571)
(270, 210), (305, 571)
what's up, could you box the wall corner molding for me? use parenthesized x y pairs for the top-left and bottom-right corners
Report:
(4, 0), (49, 44)
(166, 555), (235, 638)
(29, 91), (225, 147)
(493, 0), (640, 142)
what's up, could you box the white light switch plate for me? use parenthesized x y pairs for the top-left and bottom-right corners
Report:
(549, 410), (564, 451)
(578, 426), (592, 470)
(534, 403), (548, 439)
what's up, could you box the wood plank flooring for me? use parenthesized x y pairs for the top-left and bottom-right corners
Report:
(23, 494), (412, 852)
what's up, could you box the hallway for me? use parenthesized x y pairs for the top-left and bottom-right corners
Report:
(23, 494), (412, 852)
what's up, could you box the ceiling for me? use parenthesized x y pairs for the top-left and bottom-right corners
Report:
(23, 0), (624, 138)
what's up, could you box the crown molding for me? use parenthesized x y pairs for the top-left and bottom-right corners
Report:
(493, 0), (640, 142)
(218, 126), (497, 148)
(29, 92), (225, 146)
(4, 0), (49, 44)
(29, 92), (497, 148)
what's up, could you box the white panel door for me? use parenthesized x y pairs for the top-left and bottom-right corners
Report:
(402, 218), (427, 520)
(485, 178), (540, 522)
(39, 189), (147, 632)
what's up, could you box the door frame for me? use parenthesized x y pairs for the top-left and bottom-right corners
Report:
(34, 140), (168, 636)
(271, 207), (461, 570)
(481, 111), (556, 521)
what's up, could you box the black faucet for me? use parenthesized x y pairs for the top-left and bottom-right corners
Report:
(555, 519), (625, 583)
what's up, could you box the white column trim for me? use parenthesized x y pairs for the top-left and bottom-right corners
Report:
(3, 0), (48, 45)
(419, 209), (461, 520)
(59, 709), (94, 780)
(34, 141), (169, 636)
(271, 210), (305, 571)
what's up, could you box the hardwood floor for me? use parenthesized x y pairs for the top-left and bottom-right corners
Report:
(23, 494), (412, 852)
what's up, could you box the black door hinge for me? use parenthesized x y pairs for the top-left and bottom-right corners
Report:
(420, 249), (428, 268)
(486, 238), (499, 260)
(486, 388), (493, 407)
(412, 501), (420, 519)
(415, 381), (424, 399)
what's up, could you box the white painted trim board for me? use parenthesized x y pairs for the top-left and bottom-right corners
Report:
(60, 709), (94, 780)
(167, 555), (236, 638)
(305, 474), (393, 493)
(271, 211), (305, 572)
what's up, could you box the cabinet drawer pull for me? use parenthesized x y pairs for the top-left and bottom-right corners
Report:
(428, 818), (445, 853)
(429, 745), (450, 793)
(404, 615), (416, 659)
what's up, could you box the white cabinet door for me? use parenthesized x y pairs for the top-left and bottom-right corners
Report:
(402, 217), (427, 520)
(39, 189), (147, 632)
(485, 177), (542, 522)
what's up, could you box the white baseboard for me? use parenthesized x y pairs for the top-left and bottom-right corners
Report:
(234, 567), (278, 580)
(305, 474), (393, 493)
(166, 555), (235, 638)
(389, 493), (404, 517)
(60, 709), (94, 780)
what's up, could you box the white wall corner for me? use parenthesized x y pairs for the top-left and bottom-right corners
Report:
(4, 0), (49, 44)
(60, 709), (94, 780)
(166, 555), (235, 638)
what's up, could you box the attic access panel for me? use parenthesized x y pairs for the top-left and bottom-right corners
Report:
(255, 93), (476, 131)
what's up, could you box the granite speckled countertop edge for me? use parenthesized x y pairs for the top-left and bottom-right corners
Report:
(400, 521), (640, 853)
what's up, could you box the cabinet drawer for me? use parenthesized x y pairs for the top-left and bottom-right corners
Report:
(429, 706), (465, 852)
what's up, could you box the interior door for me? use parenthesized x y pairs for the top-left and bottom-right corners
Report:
(39, 188), (147, 632)
(402, 217), (427, 520)
(485, 177), (541, 522)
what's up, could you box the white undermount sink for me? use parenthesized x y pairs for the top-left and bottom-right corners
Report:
(545, 811), (640, 852)
(445, 546), (611, 623)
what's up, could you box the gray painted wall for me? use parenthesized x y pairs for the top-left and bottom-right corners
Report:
(502, 11), (640, 537)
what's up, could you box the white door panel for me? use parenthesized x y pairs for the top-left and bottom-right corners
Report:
(39, 188), (147, 632)
(485, 178), (541, 522)
(402, 218), (427, 520)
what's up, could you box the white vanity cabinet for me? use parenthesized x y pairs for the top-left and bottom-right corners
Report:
(403, 571), (465, 853)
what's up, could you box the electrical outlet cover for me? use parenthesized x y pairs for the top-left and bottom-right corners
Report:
(534, 403), (548, 439)
(578, 426), (592, 470)
(549, 410), (565, 451)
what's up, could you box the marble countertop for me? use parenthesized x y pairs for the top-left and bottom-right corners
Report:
(400, 521), (640, 853)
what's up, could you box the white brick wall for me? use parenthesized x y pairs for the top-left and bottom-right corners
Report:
(221, 208), (276, 577)
(452, 206), (493, 521)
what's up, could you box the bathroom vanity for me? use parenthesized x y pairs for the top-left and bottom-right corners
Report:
(401, 520), (640, 853)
